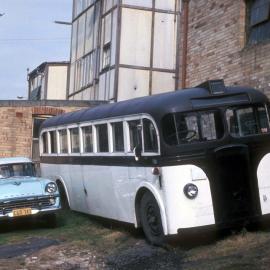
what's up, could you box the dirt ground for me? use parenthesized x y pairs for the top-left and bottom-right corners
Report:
(1, 211), (270, 269)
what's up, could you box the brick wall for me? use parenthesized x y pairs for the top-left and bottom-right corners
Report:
(184, 0), (270, 98)
(0, 106), (81, 158)
(0, 100), (105, 159)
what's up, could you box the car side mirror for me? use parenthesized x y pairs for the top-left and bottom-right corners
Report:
(134, 145), (142, 161)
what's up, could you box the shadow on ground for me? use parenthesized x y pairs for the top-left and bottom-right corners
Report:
(1, 212), (270, 269)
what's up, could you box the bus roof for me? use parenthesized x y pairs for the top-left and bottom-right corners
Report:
(41, 85), (268, 129)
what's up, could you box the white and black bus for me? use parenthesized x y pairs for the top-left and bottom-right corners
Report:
(40, 80), (270, 244)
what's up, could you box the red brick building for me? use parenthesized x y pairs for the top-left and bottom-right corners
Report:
(179, 0), (270, 97)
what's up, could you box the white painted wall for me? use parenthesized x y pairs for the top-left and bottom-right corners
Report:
(47, 65), (68, 100)
(120, 8), (152, 67)
(152, 72), (175, 95)
(122, 0), (152, 8)
(117, 68), (150, 101)
(153, 13), (177, 70)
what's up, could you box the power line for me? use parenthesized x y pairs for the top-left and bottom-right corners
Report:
(0, 37), (69, 42)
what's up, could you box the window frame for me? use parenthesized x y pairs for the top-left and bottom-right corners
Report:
(111, 121), (125, 153)
(49, 130), (58, 155)
(162, 109), (224, 146)
(142, 118), (159, 154)
(226, 103), (270, 138)
(69, 126), (81, 154)
(81, 124), (94, 154)
(39, 114), (160, 157)
(40, 131), (49, 155)
(247, 0), (270, 45)
(95, 123), (110, 153)
(58, 128), (69, 155)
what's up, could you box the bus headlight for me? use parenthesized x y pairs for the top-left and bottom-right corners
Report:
(45, 182), (57, 193)
(184, 184), (198, 199)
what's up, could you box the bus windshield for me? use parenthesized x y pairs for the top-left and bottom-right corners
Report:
(163, 110), (224, 145)
(226, 105), (270, 137)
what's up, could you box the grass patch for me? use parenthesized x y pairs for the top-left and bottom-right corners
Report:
(0, 210), (134, 253)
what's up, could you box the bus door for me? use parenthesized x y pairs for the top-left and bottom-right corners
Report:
(211, 144), (259, 225)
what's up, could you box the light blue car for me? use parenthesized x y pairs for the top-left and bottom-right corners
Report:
(0, 157), (61, 223)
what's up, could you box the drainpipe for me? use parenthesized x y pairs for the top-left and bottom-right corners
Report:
(181, 0), (190, 89)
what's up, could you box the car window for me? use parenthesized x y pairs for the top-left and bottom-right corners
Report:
(0, 163), (35, 179)
(0, 166), (11, 179)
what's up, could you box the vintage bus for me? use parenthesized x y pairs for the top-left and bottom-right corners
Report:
(39, 80), (270, 244)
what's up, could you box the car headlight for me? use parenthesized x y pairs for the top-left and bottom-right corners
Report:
(45, 182), (57, 193)
(184, 183), (198, 199)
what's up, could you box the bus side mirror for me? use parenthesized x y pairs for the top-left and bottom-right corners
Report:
(134, 146), (142, 161)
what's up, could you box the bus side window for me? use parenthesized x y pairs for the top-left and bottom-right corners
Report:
(82, 126), (93, 153)
(111, 122), (124, 152)
(42, 132), (48, 154)
(96, 124), (109, 153)
(59, 129), (68, 153)
(258, 107), (270, 133)
(49, 131), (57, 154)
(143, 119), (158, 153)
(69, 128), (80, 153)
(128, 120), (142, 152)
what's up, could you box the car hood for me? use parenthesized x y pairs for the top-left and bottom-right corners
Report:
(0, 177), (49, 200)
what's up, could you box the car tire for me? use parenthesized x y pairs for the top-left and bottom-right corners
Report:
(140, 192), (165, 245)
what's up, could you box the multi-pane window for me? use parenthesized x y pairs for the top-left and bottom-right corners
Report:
(49, 131), (57, 154)
(73, 0), (94, 20)
(112, 122), (124, 152)
(59, 129), (68, 153)
(103, 0), (118, 14)
(70, 128), (80, 153)
(248, 0), (270, 44)
(82, 126), (93, 153)
(70, 1), (101, 96)
(96, 124), (109, 152)
(128, 120), (142, 152)
(143, 119), (158, 153)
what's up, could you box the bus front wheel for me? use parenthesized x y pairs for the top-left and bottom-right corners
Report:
(140, 192), (165, 245)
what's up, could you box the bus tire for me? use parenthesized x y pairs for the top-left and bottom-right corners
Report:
(140, 192), (165, 245)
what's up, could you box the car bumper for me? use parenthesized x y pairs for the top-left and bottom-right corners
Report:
(0, 196), (61, 219)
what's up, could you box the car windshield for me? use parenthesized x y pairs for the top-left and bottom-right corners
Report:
(163, 110), (224, 145)
(0, 163), (36, 179)
(226, 105), (270, 137)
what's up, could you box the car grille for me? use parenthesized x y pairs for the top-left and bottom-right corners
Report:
(0, 197), (55, 215)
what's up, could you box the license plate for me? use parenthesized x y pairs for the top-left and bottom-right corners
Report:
(13, 208), (32, 217)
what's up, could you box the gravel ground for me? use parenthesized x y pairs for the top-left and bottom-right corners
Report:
(1, 213), (270, 269)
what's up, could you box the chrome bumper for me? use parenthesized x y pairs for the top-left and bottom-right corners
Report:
(0, 195), (61, 219)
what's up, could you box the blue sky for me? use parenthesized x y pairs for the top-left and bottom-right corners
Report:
(0, 0), (72, 99)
